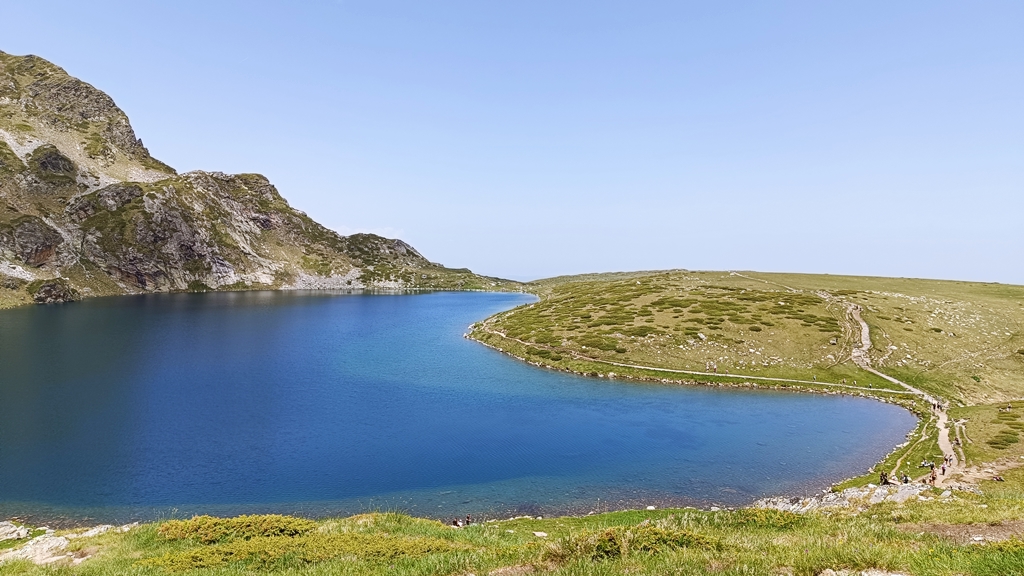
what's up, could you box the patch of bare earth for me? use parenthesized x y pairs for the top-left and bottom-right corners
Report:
(948, 457), (1023, 485)
(488, 565), (538, 576)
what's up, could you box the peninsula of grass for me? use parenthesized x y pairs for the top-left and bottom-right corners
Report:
(468, 270), (1024, 492)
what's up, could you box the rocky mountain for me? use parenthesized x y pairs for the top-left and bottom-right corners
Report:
(0, 51), (515, 306)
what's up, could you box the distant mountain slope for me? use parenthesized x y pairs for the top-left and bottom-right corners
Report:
(0, 51), (516, 306)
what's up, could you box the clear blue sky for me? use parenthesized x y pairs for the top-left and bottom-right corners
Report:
(3, 1), (1021, 283)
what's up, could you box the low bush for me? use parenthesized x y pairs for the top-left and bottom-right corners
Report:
(986, 430), (1020, 449)
(157, 515), (316, 544)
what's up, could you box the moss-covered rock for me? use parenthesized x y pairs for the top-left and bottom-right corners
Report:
(26, 277), (80, 303)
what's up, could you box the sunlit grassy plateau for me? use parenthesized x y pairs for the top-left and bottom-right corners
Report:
(4, 270), (1024, 575)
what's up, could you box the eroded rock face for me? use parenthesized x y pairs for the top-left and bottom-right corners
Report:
(10, 217), (64, 266)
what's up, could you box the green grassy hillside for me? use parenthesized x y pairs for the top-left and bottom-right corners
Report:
(471, 270), (1024, 406)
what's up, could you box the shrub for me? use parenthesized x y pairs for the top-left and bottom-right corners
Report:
(158, 515), (317, 544)
(986, 431), (1019, 450)
(575, 335), (620, 351)
(748, 326), (762, 332)
(624, 326), (662, 337)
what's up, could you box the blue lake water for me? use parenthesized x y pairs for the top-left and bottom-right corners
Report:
(0, 291), (915, 524)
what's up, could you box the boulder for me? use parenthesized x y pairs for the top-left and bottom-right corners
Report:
(0, 522), (29, 542)
(0, 534), (69, 565)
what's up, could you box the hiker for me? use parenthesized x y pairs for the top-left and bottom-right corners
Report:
(929, 470), (937, 485)
(880, 471), (888, 485)
(941, 464), (946, 475)
(994, 475), (1005, 482)
(902, 473), (910, 484)
(465, 515), (473, 526)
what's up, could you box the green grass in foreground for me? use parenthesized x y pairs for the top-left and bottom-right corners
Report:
(3, 487), (1024, 576)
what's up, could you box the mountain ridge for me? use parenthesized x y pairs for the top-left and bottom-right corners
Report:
(0, 50), (516, 307)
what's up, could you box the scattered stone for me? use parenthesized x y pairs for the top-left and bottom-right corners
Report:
(815, 565), (913, 569)
(646, 505), (656, 510)
(68, 525), (113, 539)
(939, 490), (952, 499)
(532, 531), (547, 538)
(489, 565), (535, 576)
(116, 522), (139, 533)
(756, 484), (931, 514)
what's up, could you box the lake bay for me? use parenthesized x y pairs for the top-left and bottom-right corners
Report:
(0, 291), (915, 524)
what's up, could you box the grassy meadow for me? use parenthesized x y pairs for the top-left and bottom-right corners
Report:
(470, 270), (1024, 405)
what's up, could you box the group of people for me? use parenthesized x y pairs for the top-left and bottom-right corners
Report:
(450, 515), (474, 528)
(880, 469), (913, 481)
(879, 471), (911, 485)
(914, 454), (956, 485)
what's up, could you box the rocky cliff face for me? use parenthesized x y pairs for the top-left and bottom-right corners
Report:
(0, 51), (512, 306)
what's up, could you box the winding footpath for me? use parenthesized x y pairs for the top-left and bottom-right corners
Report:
(847, 304), (960, 485)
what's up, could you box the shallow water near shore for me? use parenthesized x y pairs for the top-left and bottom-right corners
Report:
(0, 291), (915, 524)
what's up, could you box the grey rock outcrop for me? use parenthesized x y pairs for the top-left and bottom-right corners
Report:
(754, 483), (932, 514)
(0, 534), (69, 565)
(28, 277), (80, 303)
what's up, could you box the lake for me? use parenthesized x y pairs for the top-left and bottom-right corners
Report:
(0, 291), (915, 524)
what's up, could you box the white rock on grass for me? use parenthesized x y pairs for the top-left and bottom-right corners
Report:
(0, 522), (30, 542)
(0, 534), (70, 565)
(68, 525), (113, 539)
